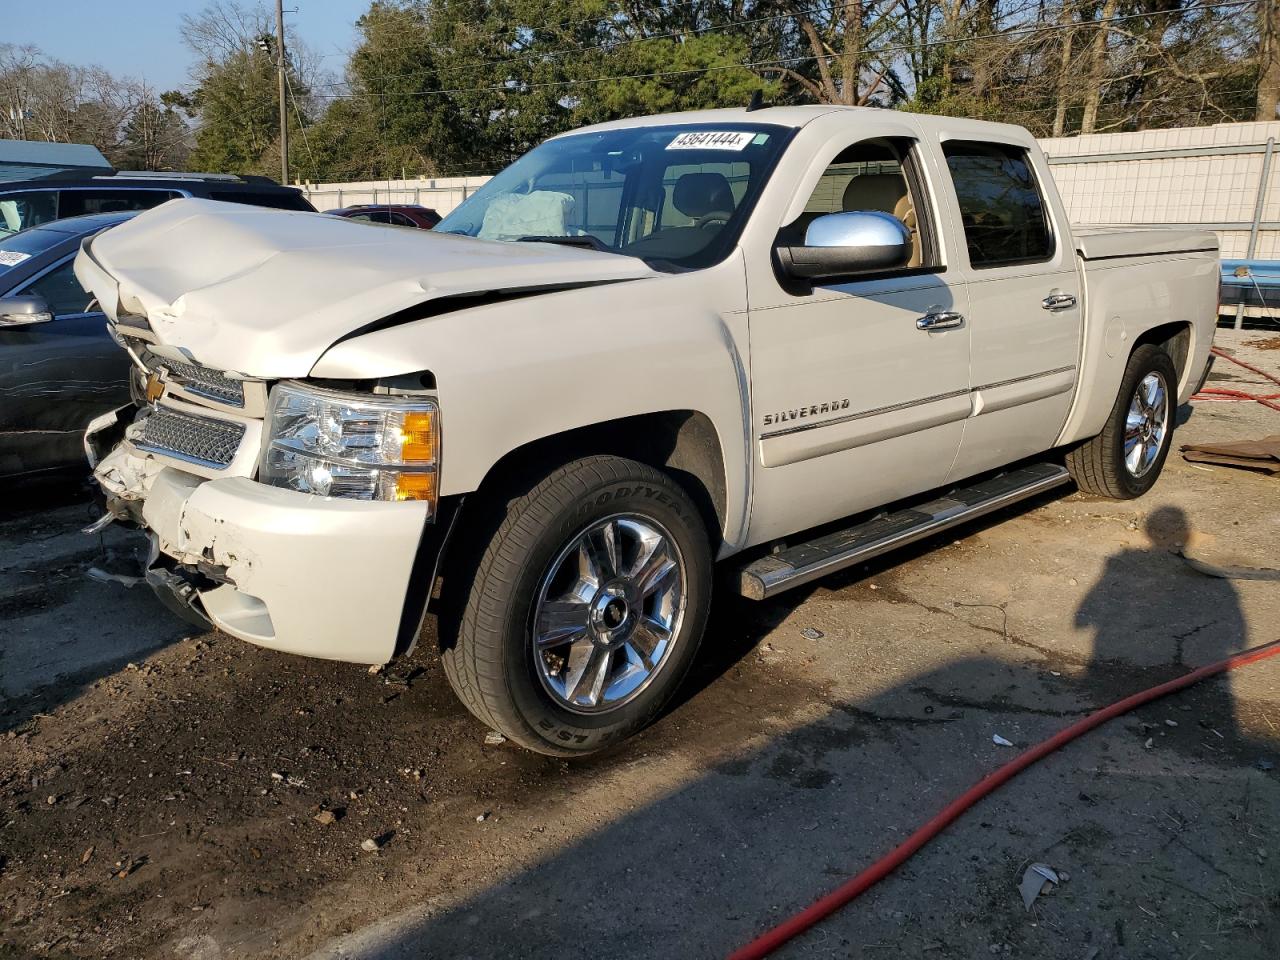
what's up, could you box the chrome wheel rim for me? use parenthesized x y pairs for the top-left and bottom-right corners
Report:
(532, 514), (686, 715)
(1124, 371), (1170, 478)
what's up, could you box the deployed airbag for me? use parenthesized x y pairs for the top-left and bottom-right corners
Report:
(479, 191), (574, 240)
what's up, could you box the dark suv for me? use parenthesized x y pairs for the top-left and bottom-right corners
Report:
(0, 171), (315, 236)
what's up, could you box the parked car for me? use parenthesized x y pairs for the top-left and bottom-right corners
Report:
(326, 204), (441, 229)
(0, 212), (136, 480)
(0, 170), (314, 237)
(78, 107), (1219, 756)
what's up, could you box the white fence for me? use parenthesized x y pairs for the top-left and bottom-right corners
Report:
(299, 176), (493, 215)
(1040, 121), (1279, 262)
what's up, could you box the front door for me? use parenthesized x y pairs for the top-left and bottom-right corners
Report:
(0, 256), (131, 477)
(745, 133), (971, 545)
(939, 140), (1083, 481)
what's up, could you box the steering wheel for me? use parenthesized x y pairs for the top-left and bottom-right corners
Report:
(694, 210), (734, 229)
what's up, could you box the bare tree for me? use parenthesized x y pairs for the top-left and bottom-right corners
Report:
(1259, 0), (1280, 121)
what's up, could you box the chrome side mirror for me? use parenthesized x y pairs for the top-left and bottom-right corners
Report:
(776, 211), (912, 282)
(0, 295), (54, 327)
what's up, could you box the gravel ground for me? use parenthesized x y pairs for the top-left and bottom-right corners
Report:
(1, 329), (1277, 960)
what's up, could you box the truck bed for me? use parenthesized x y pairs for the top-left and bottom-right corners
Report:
(1072, 226), (1218, 261)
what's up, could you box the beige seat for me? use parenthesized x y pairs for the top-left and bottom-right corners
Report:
(841, 173), (921, 267)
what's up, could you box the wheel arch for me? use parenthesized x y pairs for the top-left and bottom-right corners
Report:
(425, 410), (729, 655)
(469, 409), (728, 549)
(1133, 320), (1193, 394)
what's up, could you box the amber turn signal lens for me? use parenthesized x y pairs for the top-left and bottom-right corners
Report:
(394, 471), (436, 502)
(399, 411), (436, 463)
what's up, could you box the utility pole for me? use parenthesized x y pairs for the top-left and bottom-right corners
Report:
(275, 0), (289, 185)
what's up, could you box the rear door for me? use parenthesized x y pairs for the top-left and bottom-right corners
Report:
(937, 139), (1083, 480)
(0, 252), (131, 477)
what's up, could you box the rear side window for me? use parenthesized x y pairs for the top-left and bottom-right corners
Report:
(58, 189), (180, 217)
(208, 190), (315, 212)
(0, 190), (59, 235)
(942, 142), (1052, 268)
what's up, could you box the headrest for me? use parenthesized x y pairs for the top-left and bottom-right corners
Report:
(842, 173), (908, 213)
(673, 172), (735, 219)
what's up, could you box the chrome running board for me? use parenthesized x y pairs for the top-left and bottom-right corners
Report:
(736, 462), (1071, 600)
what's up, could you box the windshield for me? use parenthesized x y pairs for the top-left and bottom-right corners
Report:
(437, 123), (792, 270)
(0, 221), (73, 274)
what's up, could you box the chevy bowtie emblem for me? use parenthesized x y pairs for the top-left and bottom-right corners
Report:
(145, 371), (165, 403)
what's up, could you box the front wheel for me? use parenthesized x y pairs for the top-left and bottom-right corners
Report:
(441, 455), (712, 756)
(1066, 343), (1178, 499)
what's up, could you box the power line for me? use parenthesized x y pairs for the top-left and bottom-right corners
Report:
(284, 69), (316, 178)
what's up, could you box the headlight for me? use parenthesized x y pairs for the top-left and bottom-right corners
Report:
(260, 381), (439, 512)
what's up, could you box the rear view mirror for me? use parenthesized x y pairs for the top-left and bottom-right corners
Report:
(0, 295), (53, 328)
(776, 211), (912, 282)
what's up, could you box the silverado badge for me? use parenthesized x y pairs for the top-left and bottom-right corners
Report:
(762, 398), (851, 427)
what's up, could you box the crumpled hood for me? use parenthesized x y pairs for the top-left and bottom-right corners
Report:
(75, 197), (657, 378)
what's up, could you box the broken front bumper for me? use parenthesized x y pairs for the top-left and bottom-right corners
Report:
(90, 422), (432, 665)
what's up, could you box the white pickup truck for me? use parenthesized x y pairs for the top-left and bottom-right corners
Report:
(76, 106), (1219, 755)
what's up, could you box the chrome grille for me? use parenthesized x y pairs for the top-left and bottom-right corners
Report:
(142, 349), (245, 407)
(134, 407), (245, 469)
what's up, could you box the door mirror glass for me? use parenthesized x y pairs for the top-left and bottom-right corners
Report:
(777, 211), (912, 282)
(0, 294), (54, 327)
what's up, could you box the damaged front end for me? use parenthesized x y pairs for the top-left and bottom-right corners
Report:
(80, 351), (436, 665)
(85, 405), (225, 632)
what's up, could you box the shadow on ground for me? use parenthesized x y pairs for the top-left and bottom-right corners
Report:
(2, 450), (1277, 960)
(0, 477), (192, 733)
(315, 504), (1279, 960)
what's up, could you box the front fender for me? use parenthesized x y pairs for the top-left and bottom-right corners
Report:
(310, 260), (753, 550)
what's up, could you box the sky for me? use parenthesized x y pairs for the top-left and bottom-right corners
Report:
(6, 1), (366, 92)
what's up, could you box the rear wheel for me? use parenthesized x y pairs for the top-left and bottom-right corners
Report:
(441, 455), (712, 756)
(1066, 343), (1177, 499)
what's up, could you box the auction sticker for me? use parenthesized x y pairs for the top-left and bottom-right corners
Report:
(666, 131), (754, 151)
(0, 251), (31, 267)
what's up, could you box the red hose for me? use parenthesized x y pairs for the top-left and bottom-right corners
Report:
(1210, 346), (1280, 388)
(1192, 347), (1280, 411)
(727, 637), (1280, 960)
(1194, 387), (1280, 412)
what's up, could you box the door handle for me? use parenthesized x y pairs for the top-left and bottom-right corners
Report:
(1042, 293), (1077, 311)
(916, 311), (965, 331)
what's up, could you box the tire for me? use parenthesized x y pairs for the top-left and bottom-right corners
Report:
(441, 455), (712, 756)
(1066, 343), (1178, 499)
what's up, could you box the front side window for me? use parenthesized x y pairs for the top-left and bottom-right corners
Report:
(943, 141), (1052, 268)
(436, 124), (791, 270)
(19, 258), (94, 316)
(0, 190), (59, 237)
(790, 140), (929, 269)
